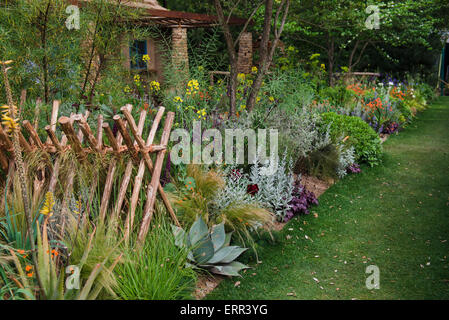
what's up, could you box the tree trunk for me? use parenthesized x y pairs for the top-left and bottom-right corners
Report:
(247, 0), (290, 112)
(328, 37), (335, 86)
(214, 0), (238, 116)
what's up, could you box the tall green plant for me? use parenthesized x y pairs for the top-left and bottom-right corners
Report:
(114, 215), (197, 300)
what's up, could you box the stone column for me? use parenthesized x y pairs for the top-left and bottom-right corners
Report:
(172, 27), (189, 74)
(237, 32), (253, 74)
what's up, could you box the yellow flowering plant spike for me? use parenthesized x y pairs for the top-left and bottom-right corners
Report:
(40, 192), (55, 217)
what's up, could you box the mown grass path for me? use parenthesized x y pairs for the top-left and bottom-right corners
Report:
(207, 97), (449, 300)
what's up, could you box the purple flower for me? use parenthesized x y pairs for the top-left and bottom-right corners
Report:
(347, 163), (361, 174)
(284, 181), (319, 222)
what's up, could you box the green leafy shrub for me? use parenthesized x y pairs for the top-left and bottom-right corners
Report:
(320, 112), (382, 166)
(319, 85), (355, 108)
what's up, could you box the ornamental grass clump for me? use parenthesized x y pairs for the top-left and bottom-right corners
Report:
(114, 215), (197, 300)
(167, 165), (273, 248)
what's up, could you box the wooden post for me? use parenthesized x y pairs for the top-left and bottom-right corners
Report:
(113, 115), (139, 161)
(121, 107), (179, 228)
(59, 112), (89, 240)
(59, 116), (86, 159)
(18, 131), (33, 153)
(45, 100), (59, 144)
(76, 119), (101, 153)
(23, 120), (45, 149)
(99, 105), (131, 221)
(123, 107), (164, 239)
(96, 114), (103, 150)
(113, 110), (147, 230)
(102, 123), (120, 154)
(45, 125), (62, 152)
(138, 112), (175, 243)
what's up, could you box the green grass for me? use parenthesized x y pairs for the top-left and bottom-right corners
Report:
(114, 215), (197, 300)
(207, 97), (449, 300)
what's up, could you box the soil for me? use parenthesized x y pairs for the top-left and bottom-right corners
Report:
(379, 133), (390, 143)
(300, 174), (333, 198)
(193, 274), (225, 300)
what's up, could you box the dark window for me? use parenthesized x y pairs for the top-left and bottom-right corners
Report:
(130, 40), (147, 70)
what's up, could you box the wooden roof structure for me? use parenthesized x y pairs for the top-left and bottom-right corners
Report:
(75, 0), (249, 28)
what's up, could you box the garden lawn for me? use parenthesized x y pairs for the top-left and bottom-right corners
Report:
(207, 97), (449, 300)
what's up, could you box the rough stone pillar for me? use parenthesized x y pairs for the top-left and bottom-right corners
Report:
(237, 32), (253, 74)
(172, 27), (189, 74)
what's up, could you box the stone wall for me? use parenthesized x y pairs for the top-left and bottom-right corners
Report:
(172, 27), (189, 74)
(237, 32), (253, 74)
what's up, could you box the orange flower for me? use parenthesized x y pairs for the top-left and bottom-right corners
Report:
(25, 265), (33, 272)
(27, 272), (34, 278)
(17, 249), (25, 255)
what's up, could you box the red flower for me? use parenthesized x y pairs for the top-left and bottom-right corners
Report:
(230, 169), (242, 180)
(246, 184), (259, 196)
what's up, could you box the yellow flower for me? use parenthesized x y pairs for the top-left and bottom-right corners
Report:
(142, 54), (151, 63)
(1, 115), (19, 133)
(173, 96), (183, 103)
(240, 104), (246, 110)
(150, 80), (160, 92)
(40, 192), (55, 217)
(134, 74), (141, 87)
(320, 63), (326, 71)
(73, 198), (82, 215)
(268, 96), (275, 102)
(237, 73), (246, 82)
(186, 79), (199, 95)
(251, 66), (258, 73)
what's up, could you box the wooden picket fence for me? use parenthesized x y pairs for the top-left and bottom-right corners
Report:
(0, 99), (179, 243)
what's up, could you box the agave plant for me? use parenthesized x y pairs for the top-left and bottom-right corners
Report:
(172, 218), (249, 277)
